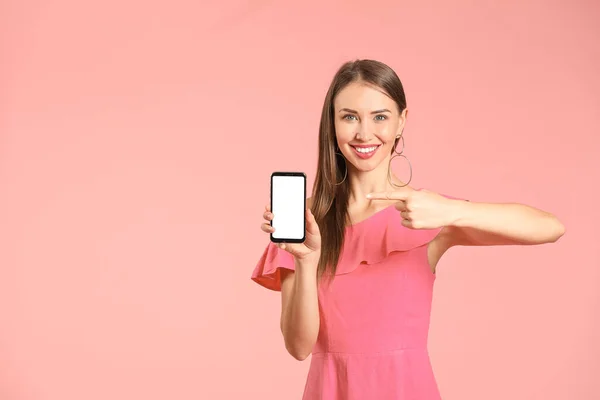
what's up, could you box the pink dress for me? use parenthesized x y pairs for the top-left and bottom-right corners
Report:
(251, 201), (452, 399)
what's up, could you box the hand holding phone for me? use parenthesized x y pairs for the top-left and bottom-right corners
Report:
(261, 172), (321, 261)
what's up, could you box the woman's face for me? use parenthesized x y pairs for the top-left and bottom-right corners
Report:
(333, 81), (407, 173)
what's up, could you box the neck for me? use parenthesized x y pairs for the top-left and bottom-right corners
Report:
(346, 160), (411, 207)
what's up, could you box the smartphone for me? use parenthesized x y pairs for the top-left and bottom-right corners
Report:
(270, 172), (306, 243)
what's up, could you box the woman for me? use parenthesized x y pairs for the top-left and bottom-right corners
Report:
(251, 59), (565, 400)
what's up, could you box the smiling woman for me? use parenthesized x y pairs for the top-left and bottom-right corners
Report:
(336, 102), (400, 163)
(250, 59), (565, 400)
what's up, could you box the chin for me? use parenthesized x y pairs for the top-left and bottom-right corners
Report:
(347, 157), (385, 172)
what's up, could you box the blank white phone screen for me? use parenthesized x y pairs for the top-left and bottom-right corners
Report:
(271, 175), (305, 240)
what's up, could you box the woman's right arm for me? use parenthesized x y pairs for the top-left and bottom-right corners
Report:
(280, 257), (320, 361)
(262, 201), (322, 361)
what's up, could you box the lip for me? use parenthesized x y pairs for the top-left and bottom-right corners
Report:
(350, 144), (381, 148)
(350, 144), (381, 159)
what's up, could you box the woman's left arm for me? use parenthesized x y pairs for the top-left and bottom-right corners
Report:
(445, 200), (566, 247)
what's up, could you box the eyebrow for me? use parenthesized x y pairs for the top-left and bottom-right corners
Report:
(338, 108), (392, 114)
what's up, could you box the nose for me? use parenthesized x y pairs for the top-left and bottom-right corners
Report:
(356, 120), (373, 141)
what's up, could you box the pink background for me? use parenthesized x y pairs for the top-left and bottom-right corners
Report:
(1, 1), (599, 399)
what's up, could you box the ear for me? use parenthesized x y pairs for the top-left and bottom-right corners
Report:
(397, 108), (409, 135)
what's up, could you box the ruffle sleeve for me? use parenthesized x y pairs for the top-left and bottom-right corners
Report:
(334, 206), (443, 275)
(333, 191), (469, 275)
(251, 241), (296, 291)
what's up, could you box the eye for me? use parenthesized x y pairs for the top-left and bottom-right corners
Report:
(343, 114), (357, 121)
(374, 114), (387, 121)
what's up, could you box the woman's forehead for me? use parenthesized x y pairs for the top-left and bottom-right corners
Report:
(334, 83), (395, 111)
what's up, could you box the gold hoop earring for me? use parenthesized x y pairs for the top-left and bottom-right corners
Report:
(388, 133), (412, 188)
(325, 151), (347, 186)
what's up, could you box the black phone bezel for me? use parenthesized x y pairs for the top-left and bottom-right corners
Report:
(270, 171), (306, 243)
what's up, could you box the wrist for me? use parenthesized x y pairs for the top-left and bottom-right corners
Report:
(295, 253), (320, 270)
(448, 199), (472, 227)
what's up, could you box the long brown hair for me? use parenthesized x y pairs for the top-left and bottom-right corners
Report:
(310, 59), (408, 279)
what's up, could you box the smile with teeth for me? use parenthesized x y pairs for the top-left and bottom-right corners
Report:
(351, 144), (381, 159)
(355, 146), (378, 153)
